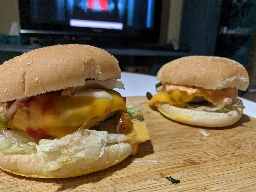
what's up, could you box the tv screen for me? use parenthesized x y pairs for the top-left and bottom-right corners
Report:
(18, 0), (162, 47)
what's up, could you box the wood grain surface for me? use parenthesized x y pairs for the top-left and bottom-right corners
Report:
(0, 96), (256, 192)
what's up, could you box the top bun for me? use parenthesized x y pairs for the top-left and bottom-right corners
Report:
(0, 44), (120, 102)
(157, 56), (249, 91)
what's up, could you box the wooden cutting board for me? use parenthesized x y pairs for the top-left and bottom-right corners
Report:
(0, 96), (256, 192)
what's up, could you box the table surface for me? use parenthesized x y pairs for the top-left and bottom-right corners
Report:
(118, 72), (256, 118)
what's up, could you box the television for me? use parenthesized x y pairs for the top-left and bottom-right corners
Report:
(18, 0), (163, 48)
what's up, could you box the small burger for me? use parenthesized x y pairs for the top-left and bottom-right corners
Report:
(148, 56), (249, 127)
(0, 44), (149, 178)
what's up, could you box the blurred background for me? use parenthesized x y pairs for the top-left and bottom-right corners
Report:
(0, 0), (256, 100)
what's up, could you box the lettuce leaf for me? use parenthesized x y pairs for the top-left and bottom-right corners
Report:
(36, 129), (109, 171)
(127, 105), (144, 121)
(0, 103), (7, 129)
(0, 128), (126, 172)
(187, 98), (244, 113)
(0, 129), (36, 154)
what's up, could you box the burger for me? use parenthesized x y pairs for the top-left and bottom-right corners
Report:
(0, 44), (149, 178)
(147, 56), (249, 127)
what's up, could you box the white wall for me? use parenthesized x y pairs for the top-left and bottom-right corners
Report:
(167, 0), (183, 49)
(0, 0), (19, 35)
(159, 0), (183, 48)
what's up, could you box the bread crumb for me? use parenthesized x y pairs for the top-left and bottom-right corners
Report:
(34, 77), (39, 82)
(4, 88), (9, 94)
(199, 129), (210, 137)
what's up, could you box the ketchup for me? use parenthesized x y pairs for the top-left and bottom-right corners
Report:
(40, 97), (54, 116)
(26, 127), (50, 140)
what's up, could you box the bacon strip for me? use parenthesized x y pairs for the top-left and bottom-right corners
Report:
(115, 111), (132, 133)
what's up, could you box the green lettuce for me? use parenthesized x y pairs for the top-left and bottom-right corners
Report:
(187, 98), (245, 113)
(127, 105), (144, 121)
(0, 128), (125, 172)
(0, 103), (7, 129)
(0, 129), (36, 154)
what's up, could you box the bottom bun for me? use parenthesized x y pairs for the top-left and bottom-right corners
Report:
(0, 129), (132, 178)
(157, 103), (243, 127)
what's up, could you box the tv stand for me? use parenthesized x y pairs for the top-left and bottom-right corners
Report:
(0, 43), (190, 56)
(0, 43), (190, 75)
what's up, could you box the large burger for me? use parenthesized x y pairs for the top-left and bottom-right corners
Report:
(0, 44), (149, 178)
(148, 56), (249, 127)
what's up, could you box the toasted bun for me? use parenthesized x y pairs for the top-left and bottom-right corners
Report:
(0, 129), (132, 178)
(157, 56), (249, 91)
(0, 44), (120, 102)
(157, 103), (243, 127)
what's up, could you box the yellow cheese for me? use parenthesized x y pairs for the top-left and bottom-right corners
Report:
(121, 120), (149, 155)
(97, 115), (150, 155)
(149, 89), (205, 107)
(8, 89), (126, 139)
(150, 85), (238, 107)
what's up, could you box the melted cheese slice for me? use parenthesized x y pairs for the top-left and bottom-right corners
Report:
(96, 115), (150, 155)
(8, 89), (126, 139)
(150, 84), (238, 107)
(121, 120), (149, 155)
